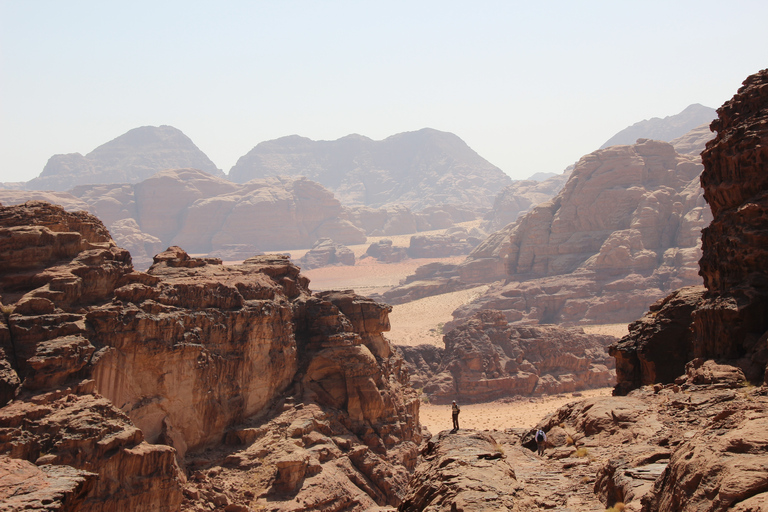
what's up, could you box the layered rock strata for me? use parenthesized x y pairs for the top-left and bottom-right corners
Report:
(612, 69), (768, 392)
(398, 310), (615, 404)
(0, 202), (424, 511)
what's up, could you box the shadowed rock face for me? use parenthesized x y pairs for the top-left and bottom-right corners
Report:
(0, 202), (424, 511)
(399, 310), (616, 404)
(612, 69), (768, 393)
(26, 125), (222, 191)
(228, 128), (513, 210)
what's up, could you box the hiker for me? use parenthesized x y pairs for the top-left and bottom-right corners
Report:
(451, 400), (460, 430)
(535, 429), (547, 456)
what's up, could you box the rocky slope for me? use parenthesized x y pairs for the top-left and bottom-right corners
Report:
(401, 361), (766, 512)
(600, 103), (716, 149)
(0, 201), (424, 511)
(228, 128), (513, 210)
(399, 310), (615, 404)
(611, 68), (768, 393)
(25, 126), (222, 191)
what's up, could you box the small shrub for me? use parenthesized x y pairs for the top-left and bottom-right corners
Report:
(575, 447), (589, 458)
(0, 304), (14, 316)
(566, 434), (574, 446)
(606, 503), (626, 512)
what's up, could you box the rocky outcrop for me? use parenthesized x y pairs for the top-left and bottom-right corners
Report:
(0, 201), (184, 511)
(2, 170), (366, 269)
(398, 430), (519, 511)
(348, 204), (478, 236)
(398, 310), (615, 404)
(612, 69), (768, 393)
(482, 172), (570, 232)
(0, 202), (424, 511)
(26, 126), (222, 191)
(600, 103), (716, 149)
(363, 239), (408, 263)
(450, 137), (711, 325)
(228, 128), (513, 210)
(297, 238), (355, 270)
(407, 229), (482, 259)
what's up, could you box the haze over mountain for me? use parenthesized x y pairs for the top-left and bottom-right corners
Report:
(228, 128), (513, 210)
(600, 103), (716, 149)
(25, 125), (222, 191)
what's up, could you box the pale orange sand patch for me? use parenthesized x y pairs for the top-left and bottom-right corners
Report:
(419, 387), (613, 435)
(302, 256), (467, 296)
(387, 285), (489, 347)
(581, 323), (629, 338)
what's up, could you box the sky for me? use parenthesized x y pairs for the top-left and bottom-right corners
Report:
(1, 1), (767, 184)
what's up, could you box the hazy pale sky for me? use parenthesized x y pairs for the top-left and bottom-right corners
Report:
(1, 1), (766, 184)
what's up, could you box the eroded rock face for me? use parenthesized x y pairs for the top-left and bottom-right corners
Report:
(348, 204), (478, 236)
(0, 202), (424, 511)
(613, 69), (768, 393)
(0, 202), (184, 511)
(399, 310), (615, 404)
(2, 170), (366, 270)
(449, 138), (710, 325)
(482, 172), (569, 232)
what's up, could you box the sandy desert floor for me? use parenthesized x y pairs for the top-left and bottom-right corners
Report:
(270, 226), (629, 435)
(419, 387), (613, 435)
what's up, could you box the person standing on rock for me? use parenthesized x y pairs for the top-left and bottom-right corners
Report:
(451, 400), (460, 430)
(535, 429), (547, 456)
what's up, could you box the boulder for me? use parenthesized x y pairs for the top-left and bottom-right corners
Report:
(297, 238), (355, 270)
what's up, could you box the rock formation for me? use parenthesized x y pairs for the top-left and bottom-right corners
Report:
(481, 171), (570, 232)
(228, 128), (513, 210)
(449, 137), (711, 325)
(398, 310), (615, 404)
(2, 169), (366, 270)
(363, 239), (409, 263)
(0, 202), (424, 510)
(407, 228), (482, 259)
(669, 122), (714, 156)
(600, 103), (716, 149)
(612, 69), (768, 392)
(26, 126), (222, 191)
(347, 204), (478, 236)
(297, 238), (355, 270)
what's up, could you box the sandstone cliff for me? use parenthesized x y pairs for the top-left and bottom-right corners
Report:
(2, 169), (367, 270)
(399, 310), (615, 404)
(450, 138), (710, 325)
(228, 128), (513, 210)
(0, 202), (424, 511)
(611, 68), (768, 392)
(26, 126), (222, 191)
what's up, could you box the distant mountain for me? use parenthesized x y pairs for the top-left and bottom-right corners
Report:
(26, 125), (222, 191)
(228, 128), (513, 210)
(600, 104), (716, 149)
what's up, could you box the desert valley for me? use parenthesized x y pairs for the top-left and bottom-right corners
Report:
(1, 69), (767, 512)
